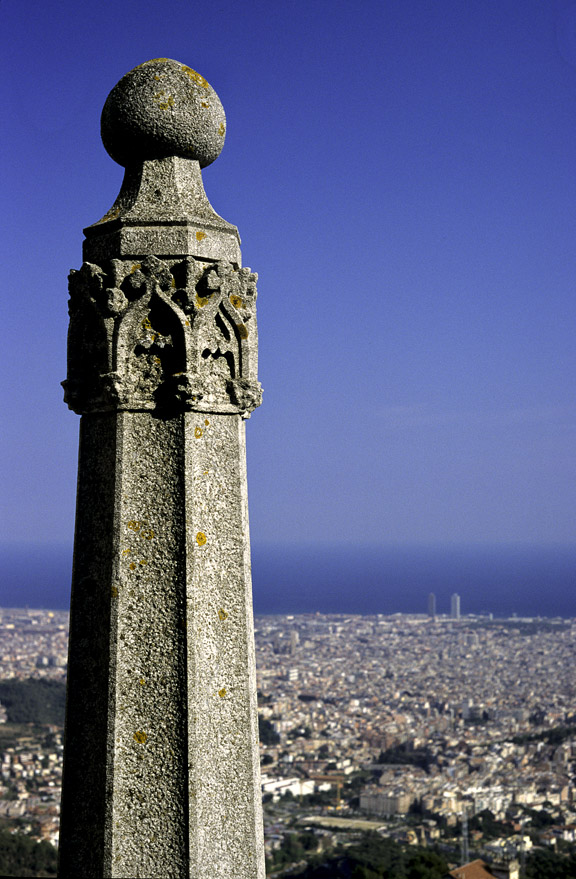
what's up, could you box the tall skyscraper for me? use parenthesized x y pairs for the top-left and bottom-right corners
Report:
(451, 593), (461, 620)
(428, 592), (436, 619)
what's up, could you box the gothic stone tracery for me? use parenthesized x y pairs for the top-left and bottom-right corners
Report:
(63, 255), (262, 416)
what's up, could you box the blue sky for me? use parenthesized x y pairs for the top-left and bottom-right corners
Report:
(2, 0), (576, 550)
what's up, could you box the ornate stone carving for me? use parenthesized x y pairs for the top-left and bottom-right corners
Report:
(64, 255), (261, 416)
(60, 59), (266, 879)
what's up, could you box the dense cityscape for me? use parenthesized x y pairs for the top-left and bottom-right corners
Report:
(0, 604), (574, 876)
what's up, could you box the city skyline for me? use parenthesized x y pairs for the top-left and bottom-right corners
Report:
(2, 0), (576, 557)
(0, 605), (573, 875)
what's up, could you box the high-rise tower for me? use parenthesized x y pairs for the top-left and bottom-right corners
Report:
(451, 592), (461, 620)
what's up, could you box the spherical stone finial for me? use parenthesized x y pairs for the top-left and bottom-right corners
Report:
(101, 58), (226, 168)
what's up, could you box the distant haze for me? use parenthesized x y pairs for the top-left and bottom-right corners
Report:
(1, 543), (574, 619)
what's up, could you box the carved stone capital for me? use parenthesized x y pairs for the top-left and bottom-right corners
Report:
(64, 256), (261, 416)
(226, 379), (263, 416)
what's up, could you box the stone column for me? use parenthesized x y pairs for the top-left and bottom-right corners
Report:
(58, 59), (265, 879)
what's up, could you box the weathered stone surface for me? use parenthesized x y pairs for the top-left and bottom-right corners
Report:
(59, 61), (265, 878)
(101, 59), (226, 168)
(84, 155), (241, 265)
(63, 255), (260, 417)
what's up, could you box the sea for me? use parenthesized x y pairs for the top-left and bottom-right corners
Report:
(0, 543), (574, 619)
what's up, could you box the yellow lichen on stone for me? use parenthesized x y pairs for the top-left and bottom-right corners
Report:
(129, 562), (136, 571)
(194, 427), (203, 438)
(139, 560), (147, 566)
(201, 101), (210, 108)
(218, 609), (228, 621)
(218, 688), (227, 698)
(142, 317), (152, 330)
(230, 294), (243, 309)
(218, 123), (226, 136)
(133, 730), (148, 744)
(195, 230), (207, 241)
(111, 585), (119, 598)
(237, 323), (249, 339)
(135, 58), (168, 69)
(153, 90), (175, 110)
(97, 207), (120, 224)
(204, 419), (210, 426)
(122, 548), (131, 555)
(139, 678), (146, 685)
(181, 66), (210, 88)
(130, 263), (142, 274)
(196, 531), (207, 546)
(127, 520), (154, 539)
(196, 293), (210, 308)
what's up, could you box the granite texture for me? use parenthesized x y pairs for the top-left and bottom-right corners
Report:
(101, 59), (226, 168)
(83, 156), (242, 266)
(184, 413), (263, 877)
(59, 60), (264, 878)
(63, 255), (261, 419)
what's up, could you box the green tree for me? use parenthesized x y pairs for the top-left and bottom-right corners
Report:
(0, 679), (66, 725)
(525, 847), (572, 879)
(258, 715), (280, 745)
(298, 833), (448, 879)
(272, 832), (305, 867)
(524, 807), (556, 829)
(0, 827), (57, 877)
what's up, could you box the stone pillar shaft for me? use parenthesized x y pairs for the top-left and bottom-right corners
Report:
(58, 59), (265, 879)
